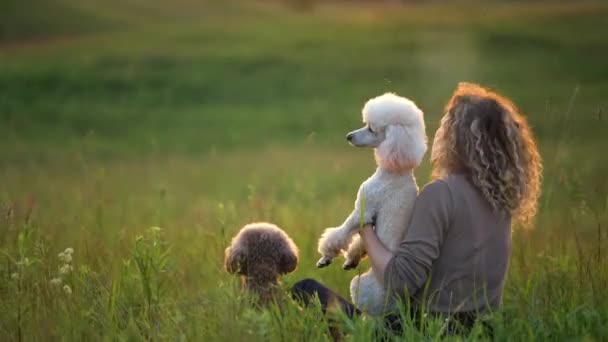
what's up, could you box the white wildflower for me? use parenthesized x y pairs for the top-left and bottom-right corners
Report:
(63, 284), (72, 295)
(11, 272), (19, 280)
(50, 278), (62, 286)
(59, 264), (73, 275)
(16, 257), (30, 267)
(59, 248), (73, 262)
(63, 254), (72, 263)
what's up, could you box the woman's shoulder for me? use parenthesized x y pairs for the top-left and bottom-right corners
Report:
(428, 173), (476, 194)
(417, 178), (454, 207)
(421, 174), (469, 194)
(418, 173), (474, 208)
(437, 173), (500, 215)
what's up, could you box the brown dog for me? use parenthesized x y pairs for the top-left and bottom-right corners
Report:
(224, 222), (299, 304)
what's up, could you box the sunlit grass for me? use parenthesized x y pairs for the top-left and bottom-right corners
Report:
(1, 145), (607, 339)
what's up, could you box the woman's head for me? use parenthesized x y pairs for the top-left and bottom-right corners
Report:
(431, 83), (542, 225)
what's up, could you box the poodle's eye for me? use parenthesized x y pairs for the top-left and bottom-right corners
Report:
(367, 126), (374, 133)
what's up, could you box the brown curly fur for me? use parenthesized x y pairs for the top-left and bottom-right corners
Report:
(224, 222), (299, 304)
(431, 82), (542, 226)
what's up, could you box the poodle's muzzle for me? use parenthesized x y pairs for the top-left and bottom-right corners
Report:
(346, 125), (385, 148)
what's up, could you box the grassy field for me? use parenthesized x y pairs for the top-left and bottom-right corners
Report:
(1, 0), (608, 340)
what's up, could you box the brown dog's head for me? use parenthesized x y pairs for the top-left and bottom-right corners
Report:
(224, 222), (299, 283)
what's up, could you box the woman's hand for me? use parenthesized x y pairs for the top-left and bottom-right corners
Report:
(359, 224), (394, 283)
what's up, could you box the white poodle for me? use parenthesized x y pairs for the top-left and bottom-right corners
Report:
(316, 93), (427, 315)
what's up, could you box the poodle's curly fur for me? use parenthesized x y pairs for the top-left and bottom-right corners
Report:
(225, 222), (299, 304)
(316, 93), (427, 315)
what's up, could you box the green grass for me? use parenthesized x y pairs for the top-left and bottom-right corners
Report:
(1, 0), (608, 340)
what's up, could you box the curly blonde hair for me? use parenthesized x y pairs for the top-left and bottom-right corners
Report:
(431, 83), (542, 225)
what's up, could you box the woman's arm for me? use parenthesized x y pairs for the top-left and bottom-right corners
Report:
(361, 180), (453, 296)
(360, 224), (394, 282)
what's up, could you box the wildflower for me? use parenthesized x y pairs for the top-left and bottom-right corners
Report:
(59, 264), (73, 275)
(63, 284), (72, 295)
(58, 248), (74, 262)
(11, 272), (19, 280)
(58, 252), (72, 263)
(63, 254), (72, 263)
(16, 257), (30, 267)
(50, 278), (62, 286)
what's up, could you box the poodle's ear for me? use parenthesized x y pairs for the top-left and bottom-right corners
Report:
(375, 124), (427, 172)
(224, 245), (248, 275)
(277, 244), (299, 275)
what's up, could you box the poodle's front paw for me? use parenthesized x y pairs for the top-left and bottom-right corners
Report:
(318, 227), (350, 256)
(316, 257), (332, 268)
(342, 259), (359, 270)
(342, 260), (359, 270)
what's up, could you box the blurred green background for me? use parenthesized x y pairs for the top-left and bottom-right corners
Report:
(2, 0), (607, 158)
(1, 0), (608, 340)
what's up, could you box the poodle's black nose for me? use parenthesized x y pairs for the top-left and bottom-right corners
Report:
(346, 133), (353, 141)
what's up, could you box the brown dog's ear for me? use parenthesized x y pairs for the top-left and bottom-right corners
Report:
(278, 247), (298, 275)
(225, 246), (247, 275)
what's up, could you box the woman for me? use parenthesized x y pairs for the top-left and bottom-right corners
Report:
(292, 82), (542, 333)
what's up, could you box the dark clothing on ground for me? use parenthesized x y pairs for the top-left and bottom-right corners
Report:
(291, 278), (478, 336)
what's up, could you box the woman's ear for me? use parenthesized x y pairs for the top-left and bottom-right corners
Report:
(224, 245), (247, 275)
(375, 124), (427, 172)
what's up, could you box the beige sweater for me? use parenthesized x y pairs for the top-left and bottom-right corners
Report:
(384, 174), (511, 313)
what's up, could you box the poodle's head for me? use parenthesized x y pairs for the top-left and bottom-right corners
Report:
(224, 222), (299, 282)
(346, 93), (427, 173)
